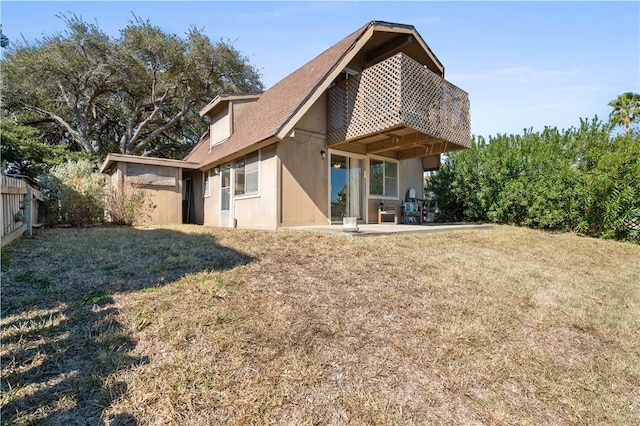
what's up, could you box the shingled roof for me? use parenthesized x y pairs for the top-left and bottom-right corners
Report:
(189, 21), (442, 169)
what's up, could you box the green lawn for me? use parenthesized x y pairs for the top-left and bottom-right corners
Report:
(1, 225), (639, 425)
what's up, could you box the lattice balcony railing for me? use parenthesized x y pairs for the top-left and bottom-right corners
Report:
(327, 52), (470, 148)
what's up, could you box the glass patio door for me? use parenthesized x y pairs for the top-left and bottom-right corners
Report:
(330, 153), (364, 222)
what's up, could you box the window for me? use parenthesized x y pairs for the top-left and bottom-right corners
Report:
(234, 151), (259, 196)
(127, 164), (176, 186)
(369, 159), (398, 198)
(203, 171), (210, 197)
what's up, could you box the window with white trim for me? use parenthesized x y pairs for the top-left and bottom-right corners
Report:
(369, 158), (398, 198)
(234, 150), (260, 196)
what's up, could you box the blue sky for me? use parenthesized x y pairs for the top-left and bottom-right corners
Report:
(2, 1), (638, 138)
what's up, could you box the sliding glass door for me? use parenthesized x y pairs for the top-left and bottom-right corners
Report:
(330, 153), (364, 222)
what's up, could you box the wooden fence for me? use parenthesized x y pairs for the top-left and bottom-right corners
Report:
(1, 175), (44, 247)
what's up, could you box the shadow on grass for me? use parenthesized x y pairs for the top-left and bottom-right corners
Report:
(0, 226), (254, 425)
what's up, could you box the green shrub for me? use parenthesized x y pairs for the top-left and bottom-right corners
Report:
(575, 123), (640, 241)
(105, 186), (156, 226)
(426, 118), (640, 242)
(40, 159), (105, 227)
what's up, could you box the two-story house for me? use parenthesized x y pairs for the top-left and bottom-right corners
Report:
(101, 21), (470, 229)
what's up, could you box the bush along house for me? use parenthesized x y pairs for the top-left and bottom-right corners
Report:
(101, 21), (470, 228)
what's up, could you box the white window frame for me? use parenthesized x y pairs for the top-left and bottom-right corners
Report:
(368, 156), (399, 200)
(233, 150), (261, 200)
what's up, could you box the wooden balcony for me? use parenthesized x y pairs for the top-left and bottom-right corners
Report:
(327, 52), (470, 159)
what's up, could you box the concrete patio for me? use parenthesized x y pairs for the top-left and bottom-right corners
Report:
(285, 223), (493, 236)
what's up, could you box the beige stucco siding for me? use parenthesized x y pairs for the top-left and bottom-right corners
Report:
(278, 94), (329, 227)
(202, 144), (278, 229)
(294, 93), (327, 135)
(210, 108), (231, 145)
(115, 163), (183, 225)
(399, 157), (424, 201)
(203, 170), (219, 227)
(233, 144), (278, 229)
(279, 135), (329, 227)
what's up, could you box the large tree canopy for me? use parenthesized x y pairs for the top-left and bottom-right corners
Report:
(1, 15), (264, 161)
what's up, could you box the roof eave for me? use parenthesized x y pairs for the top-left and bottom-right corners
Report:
(199, 135), (281, 171)
(276, 24), (376, 140)
(276, 21), (445, 140)
(199, 93), (262, 117)
(100, 153), (200, 174)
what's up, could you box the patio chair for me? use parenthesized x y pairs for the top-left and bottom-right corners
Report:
(402, 188), (422, 224)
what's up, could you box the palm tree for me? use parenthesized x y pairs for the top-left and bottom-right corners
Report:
(608, 92), (640, 133)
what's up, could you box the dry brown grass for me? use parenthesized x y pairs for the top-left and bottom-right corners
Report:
(2, 225), (639, 425)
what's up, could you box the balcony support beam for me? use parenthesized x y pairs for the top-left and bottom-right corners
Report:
(365, 132), (440, 154)
(397, 146), (429, 160)
(396, 143), (442, 160)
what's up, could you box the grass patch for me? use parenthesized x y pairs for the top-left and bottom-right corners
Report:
(79, 291), (109, 305)
(1, 224), (639, 424)
(14, 270), (35, 283)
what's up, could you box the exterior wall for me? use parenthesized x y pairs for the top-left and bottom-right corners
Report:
(110, 162), (183, 225)
(203, 170), (219, 227)
(210, 108), (231, 145)
(366, 157), (423, 223)
(233, 144), (278, 229)
(111, 164), (124, 189)
(366, 195), (381, 224)
(278, 92), (423, 227)
(199, 92), (426, 228)
(278, 95), (329, 227)
(279, 135), (329, 226)
(202, 144), (278, 229)
(295, 93), (327, 134)
(399, 157), (424, 201)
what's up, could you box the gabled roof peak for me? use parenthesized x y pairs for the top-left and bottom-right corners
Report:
(370, 20), (415, 29)
(199, 92), (263, 117)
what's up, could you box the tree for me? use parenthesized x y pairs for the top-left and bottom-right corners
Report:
(39, 159), (106, 227)
(1, 15), (263, 162)
(0, 117), (88, 178)
(608, 92), (640, 133)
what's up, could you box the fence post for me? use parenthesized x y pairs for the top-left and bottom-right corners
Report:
(25, 186), (33, 237)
